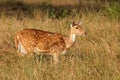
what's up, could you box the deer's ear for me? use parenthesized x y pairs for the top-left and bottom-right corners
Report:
(70, 23), (73, 27)
(78, 22), (83, 26)
(70, 21), (75, 27)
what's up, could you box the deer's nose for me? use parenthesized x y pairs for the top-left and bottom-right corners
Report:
(82, 32), (87, 36)
(84, 32), (87, 35)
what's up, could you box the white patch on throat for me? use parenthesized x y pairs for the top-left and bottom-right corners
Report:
(70, 34), (76, 42)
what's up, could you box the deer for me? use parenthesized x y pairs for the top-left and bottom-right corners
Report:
(14, 21), (86, 62)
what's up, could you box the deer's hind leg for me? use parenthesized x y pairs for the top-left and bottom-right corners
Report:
(52, 53), (60, 64)
(17, 42), (27, 56)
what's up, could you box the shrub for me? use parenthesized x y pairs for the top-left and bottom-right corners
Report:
(105, 2), (120, 21)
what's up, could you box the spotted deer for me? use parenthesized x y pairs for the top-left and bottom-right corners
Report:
(14, 21), (86, 62)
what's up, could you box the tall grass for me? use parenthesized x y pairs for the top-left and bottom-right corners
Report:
(0, 0), (120, 80)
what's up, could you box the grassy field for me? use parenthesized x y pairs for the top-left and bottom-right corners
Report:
(0, 0), (120, 80)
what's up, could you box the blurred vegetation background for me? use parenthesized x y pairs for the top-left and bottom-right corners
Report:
(0, 0), (119, 20)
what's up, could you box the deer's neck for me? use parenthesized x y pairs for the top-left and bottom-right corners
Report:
(70, 34), (76, 42)
(64, 33), (76, 49)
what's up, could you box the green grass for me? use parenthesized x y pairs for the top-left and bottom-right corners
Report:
(0, 0), (120, 80)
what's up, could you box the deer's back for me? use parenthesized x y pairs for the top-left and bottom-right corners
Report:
(16, 29), (66, 53)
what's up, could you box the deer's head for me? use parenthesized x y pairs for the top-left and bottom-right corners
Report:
(70, 21), (87, 36)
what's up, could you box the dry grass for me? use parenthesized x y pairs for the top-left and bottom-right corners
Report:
(0, 0), (120, 80)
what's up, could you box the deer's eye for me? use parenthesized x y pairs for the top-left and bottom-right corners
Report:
(76, 27), (78, 29)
